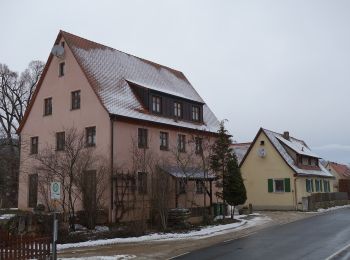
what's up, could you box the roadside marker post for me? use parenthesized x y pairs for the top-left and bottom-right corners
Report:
(50, 181), (61, 260)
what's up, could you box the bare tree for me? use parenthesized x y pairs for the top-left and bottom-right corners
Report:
(0, 61), (44, 208)
(0, 61), (44, 139)
(34, 127), (108, 230)
(150, 165), (174, 231)
(113, 169), (137, 223)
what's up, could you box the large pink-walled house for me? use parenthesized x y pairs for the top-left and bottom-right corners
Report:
(17, 31), (220, 223)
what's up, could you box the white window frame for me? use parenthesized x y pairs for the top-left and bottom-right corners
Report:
(274, 179), (285, 193)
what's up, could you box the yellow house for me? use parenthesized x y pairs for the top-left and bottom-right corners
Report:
(239, 128), (334, 210)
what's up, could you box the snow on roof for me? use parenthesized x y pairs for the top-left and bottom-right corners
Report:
(275, 135), (320, 158)
(231, 143), (251, 164)
(263, 129), (333, 178)
(61, 31), (219, 132)
(162, 165), (216, 180)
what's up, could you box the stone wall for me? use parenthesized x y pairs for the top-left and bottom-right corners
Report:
(307, 192), (350, 211)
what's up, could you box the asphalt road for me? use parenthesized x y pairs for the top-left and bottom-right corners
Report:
(176, 208), (350, 260)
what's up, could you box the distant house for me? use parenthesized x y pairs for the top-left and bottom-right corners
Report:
(239, 128), (334, 210)
(231, 142), (251, 164)
(17, 31), (220, 222)
(325, 162), (350, 192)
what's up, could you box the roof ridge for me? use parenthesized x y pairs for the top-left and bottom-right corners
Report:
(262, 128), (305, 143)
(60, 30), (187, 79)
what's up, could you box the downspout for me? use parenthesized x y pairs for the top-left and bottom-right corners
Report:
(294, 176), (298, 210)
(110, 117), (114, 222)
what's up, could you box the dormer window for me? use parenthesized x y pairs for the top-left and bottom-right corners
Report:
(192, 106), (200, 121)
(152, 96), (161, 113)
(59, 62), (65, 77)
(298, 155), (302, 165)
(174, 102), (182, 118)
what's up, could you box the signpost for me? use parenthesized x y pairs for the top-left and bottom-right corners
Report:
(50, 182), (61, 260)
(51, 182), (61, 200)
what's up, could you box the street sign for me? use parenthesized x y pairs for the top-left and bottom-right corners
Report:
(51, 182), (61, 200)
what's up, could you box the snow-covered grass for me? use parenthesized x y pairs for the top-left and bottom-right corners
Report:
(58, 255), (135, 260)
(58, 214), (270, 250)
(0, 213), (16, 220)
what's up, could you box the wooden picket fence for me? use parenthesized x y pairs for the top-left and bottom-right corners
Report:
(0, 232), (51, 260)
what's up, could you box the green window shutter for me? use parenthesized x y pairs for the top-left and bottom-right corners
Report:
(311, 180), (314, 192)
(320, 180), (323, 192)
(268, 179), (273, 192)
(306, 179), (309, 192)
(284, 178), (291, 192)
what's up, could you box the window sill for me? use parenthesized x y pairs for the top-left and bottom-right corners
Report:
(70, 108), (80, 111)
(160, 147), (169, 151)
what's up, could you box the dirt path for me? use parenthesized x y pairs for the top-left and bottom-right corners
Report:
(58, 211), (317, 259)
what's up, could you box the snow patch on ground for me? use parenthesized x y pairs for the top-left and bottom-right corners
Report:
(306, 204), (350, 213)
(0, 214), (16, 220)
(317, 204), (350, 212)
(58, 255), (135, 260)
(94, 226), (109, 232)
(58, 214), (270, 250)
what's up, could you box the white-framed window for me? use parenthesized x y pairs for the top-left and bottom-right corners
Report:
(59, 62), (65, 77)
(178, 134), (186, 152)
(174, 102), (182, 118)
(323, 180), (330, 192)
(138, 128), (148, 148)
(192, 106), (200, 121)
(160, 131), (169, 150)
(306, 179), (314, 193)
(268, 178), (291, 193)
(274, 179), (285, 192)
(152, 96), (161, 113)
(86, 126), (96, 147)
(315, 179), (323, 192)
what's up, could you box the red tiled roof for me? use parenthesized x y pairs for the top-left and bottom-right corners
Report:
(18, 30), (219, 133)
(328, 162), (350, 178)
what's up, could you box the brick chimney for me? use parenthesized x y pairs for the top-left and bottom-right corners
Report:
(283, 131), (290, 140)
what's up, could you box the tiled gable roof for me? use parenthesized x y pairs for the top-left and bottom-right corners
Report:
(61, 31), (219, 132)
(239, 128), (333, 178)
(328, 162), (350, 178)
(231, 143), (251, 164)
(263, 129), (333, 178)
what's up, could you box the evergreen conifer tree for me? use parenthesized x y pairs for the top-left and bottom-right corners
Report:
(224, 155), (247, 218)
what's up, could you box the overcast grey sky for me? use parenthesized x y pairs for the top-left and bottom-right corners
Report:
(1, 0), (349, 163)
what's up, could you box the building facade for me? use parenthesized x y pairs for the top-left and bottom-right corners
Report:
(17, 31), (220, 222)
(239, 128), (334, 210)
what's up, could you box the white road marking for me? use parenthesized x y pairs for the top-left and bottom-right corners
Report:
(167, 251), (190, 259)
(325, 243), (350, 260)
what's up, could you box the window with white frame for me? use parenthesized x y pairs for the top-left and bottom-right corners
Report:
(174, 102), (182, 118)
(306, 179), (314, 193)
(323, 180), (330, 192)
(268, 178), (291, 193)
(152, 96), (161, 113)
(178, 134), (186, 152)
(192, 106), (200, 121)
